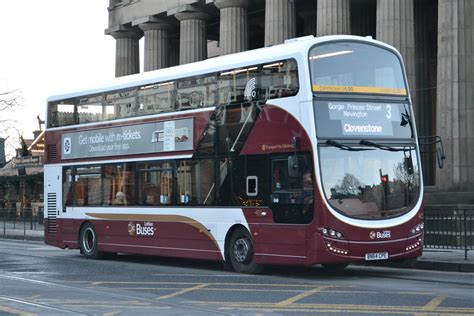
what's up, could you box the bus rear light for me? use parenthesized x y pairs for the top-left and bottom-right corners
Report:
(322, 227), (344, 239)
(405, 237), (422, 251)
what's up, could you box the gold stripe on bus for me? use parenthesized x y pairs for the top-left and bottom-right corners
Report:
(312, 85), (407, 95)
(85, 213), (219, 250)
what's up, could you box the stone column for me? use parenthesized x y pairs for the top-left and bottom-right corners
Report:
(174, 11), (209, 65)
(264, 0), (296, 46)
(415, 0), (437, 185)
(138, 21), (171, 71)
(317, 0), (351, 36)
(300, 1), (317, 36)
(109, 26), (143, 77)
(168, 36), (180, 67)
(376, 0), (416, 113)
(214, 0), (248, 55)
(351, 0), (376, 37)
(436, 0), (474, 191)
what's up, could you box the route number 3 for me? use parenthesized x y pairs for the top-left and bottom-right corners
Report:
(386, 105), (392, 119)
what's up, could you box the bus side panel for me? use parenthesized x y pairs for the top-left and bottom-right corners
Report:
(98, 218), (222, 261)
(243, 209), (308, 265)
(241, 105), (313, 155)
(238, 105), (315, 266)
(59, 207), (234, 261)
(55, 217), (223, 261)
(55, 217), (84, 250)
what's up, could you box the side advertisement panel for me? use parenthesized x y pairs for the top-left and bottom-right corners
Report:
(61, 118), (193, 160)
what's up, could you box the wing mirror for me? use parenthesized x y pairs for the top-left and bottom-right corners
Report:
(418, 136), (446, 169)
(288, 155), (300, 178)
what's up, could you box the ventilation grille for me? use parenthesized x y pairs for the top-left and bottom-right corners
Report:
(47, 193), (57, 234)
(47, 144), (57, 161)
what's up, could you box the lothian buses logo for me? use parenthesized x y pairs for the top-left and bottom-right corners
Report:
(128, 221), (155, 237)
(63, 137), (72, 155)
(128, 222), (136, 236)
(369, 230), (391, 239)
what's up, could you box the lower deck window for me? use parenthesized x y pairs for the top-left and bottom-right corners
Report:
(61, 154), (314, 226)
(138, 162), (174, 206)
(74, 166), (102, 206)
(176, 160), (215, 205)
(103, 164), (135, 206)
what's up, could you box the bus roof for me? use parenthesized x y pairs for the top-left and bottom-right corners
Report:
(46, 35), (399, 103)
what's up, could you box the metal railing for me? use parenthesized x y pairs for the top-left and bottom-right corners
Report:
(1, 205), (473, 260)
(0, 207), (44, 239)
(424, 206), (474, 260)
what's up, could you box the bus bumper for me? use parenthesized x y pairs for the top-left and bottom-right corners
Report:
(310, 232), (424, 265)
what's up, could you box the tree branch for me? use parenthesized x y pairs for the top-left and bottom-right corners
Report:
(0, 89), (23, 111)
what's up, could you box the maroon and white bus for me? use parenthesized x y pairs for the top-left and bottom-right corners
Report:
(44, 35), (424, 273)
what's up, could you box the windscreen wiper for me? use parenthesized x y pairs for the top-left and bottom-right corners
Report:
(359, 140), (414, 152)
(325, 140), (372, 151)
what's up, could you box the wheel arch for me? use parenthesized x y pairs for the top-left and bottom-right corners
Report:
(77, 220), (93, 245)
(224, 224), (249, 263)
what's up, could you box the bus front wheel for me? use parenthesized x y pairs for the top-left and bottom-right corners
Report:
(79, 223), (102, 259)
(228, 227), (262, 274)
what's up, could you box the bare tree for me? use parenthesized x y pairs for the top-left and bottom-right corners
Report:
(0, 89), (22, 113)
(0, 89), (23, 160)
(331, 173), (364, 198)
(393, 161), (418, 184)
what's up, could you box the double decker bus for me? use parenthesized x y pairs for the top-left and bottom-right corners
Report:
(44, 35), (424, 273)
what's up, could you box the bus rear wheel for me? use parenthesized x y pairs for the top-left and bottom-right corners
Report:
(228, 227), (262, 274)
(79, 223), (103, 259)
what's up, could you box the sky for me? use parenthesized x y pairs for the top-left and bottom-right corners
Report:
(0, 0), (116, 159)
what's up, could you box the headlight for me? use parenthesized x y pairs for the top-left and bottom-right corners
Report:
(411, 223), (424, 235)
(322, 227), (344, 239)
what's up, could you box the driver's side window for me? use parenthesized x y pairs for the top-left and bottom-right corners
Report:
(270, 154), (314, 224)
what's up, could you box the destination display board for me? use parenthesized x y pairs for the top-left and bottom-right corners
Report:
(314, 100), (412, 139)
(61, 118), (193, 160)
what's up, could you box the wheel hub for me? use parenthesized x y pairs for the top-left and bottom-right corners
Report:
(234, 238), (251, 263)
(83, 228), (95, 253)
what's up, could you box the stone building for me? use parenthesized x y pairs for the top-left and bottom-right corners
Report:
(105, 0), (473, 203)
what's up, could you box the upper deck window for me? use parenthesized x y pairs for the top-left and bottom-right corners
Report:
(309, 42), (407, 96)
(47, 58), (299, 128)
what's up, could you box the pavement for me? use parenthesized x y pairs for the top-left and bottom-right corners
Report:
(1, 223), (473, 273)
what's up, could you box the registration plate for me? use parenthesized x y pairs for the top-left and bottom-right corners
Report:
(365, 252), (389, 261)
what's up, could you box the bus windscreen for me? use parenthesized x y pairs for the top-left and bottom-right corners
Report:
(319, 145), (420, 220)
(309, 42), (407, 96)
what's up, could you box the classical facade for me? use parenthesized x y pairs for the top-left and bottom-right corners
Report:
(105, 0), (474, 202)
